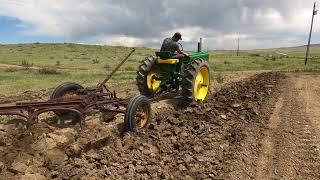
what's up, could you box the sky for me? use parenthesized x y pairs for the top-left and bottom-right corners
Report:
(0, 0), (319, 50)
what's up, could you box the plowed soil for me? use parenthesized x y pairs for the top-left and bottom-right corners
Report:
(0, 72), (319, 179)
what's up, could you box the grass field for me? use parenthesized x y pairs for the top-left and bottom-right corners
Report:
(0, 43), (319, 95)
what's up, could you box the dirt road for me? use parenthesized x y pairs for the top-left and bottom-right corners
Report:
(255, 73), (320, 179)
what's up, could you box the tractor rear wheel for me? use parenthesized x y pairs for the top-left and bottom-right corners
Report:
(181, 59), (210, 107)
(136, 56), (161, 97)
(124, 95), (151, 132)
(51, 82), (84, 120)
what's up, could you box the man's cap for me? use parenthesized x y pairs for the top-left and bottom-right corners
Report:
(173, 32), (182, 40)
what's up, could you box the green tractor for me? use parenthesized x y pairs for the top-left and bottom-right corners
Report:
(136, 40), (211, 106)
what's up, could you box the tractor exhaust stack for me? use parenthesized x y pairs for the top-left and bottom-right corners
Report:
(198, 38), (203, 52)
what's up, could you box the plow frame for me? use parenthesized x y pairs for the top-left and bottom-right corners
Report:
(0, 89), (127, 127)
(0, 48), (137, 128)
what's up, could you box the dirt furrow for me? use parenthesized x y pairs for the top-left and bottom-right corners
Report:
(255, 74), (320, 179)
(0, 72), (286, 179)
(53, 72), (285, 179)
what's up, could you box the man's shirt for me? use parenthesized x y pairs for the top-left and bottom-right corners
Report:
(160, 38), (180, 54)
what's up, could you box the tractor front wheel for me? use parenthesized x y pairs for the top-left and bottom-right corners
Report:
(181, 59), (210, 107)
(124, 95), (151, 132)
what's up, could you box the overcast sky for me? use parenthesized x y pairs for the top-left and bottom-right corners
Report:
(0, 0), (319, 50)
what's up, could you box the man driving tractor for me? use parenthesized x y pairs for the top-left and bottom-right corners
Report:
(160, 32), (188, 59)
(137, 32), (210, 107)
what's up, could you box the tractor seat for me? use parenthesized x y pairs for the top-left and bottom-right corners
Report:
(157, 59), (179, 64)
(155, 51), (179, 64)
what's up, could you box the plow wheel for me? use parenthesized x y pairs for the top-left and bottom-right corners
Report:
(136, 56), (160, 97)
(51, 82), (84, 121)
(181, 58), (210, 107)
(124, 95), (151, 132)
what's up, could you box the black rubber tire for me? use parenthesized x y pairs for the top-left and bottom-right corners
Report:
(136, 56), (158, 96)
(124, 95), (151, 132)
(51, 82), (84, 119)
(181, 58), (210, 107)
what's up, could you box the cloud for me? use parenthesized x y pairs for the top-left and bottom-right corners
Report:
(0, 0), (318, 49)
(102, 35), (144, 47)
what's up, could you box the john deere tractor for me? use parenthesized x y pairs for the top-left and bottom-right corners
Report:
(136, 39), (210, 106)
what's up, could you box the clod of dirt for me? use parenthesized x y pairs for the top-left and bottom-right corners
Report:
(0, 161), (5, 172)
(46, 149), (68, 165)
(10, 162), (28, 174)
(220, 114), (227, 119)
(31, 128), (77, 152)
(20, 173), (46, 180)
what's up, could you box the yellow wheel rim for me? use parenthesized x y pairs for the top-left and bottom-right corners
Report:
(147, 71), (161, 93)
(194, 66), (210, 101)
(63, 90), (78, 99)
(136, 105), (149, 128)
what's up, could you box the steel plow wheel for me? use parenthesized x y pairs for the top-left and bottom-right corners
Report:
(135, 105), (149, 128)
(124, 95), (151, 132)
(50, 82), (84, 121)
(62, 90), (78, 99)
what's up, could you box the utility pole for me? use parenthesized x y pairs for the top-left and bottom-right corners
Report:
(236, 38), (240, 56)
(305, 2), (317, 65)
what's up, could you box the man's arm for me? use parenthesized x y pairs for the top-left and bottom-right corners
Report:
(174, 43), (188, 57)
(176, 49), (188, 57)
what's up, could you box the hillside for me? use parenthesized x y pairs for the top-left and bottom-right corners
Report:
(0, 43), (319, 95)
(212, 44), (320, 57)
(245, 44), (320, 57)
(0, 43), (155, 71)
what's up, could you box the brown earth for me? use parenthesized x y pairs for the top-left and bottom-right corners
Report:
(255, 73), (320, 179)
(0, 72), (319, 179)
(0, 63), (27, 69)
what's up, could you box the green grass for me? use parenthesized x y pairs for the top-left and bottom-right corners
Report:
(0, 69), (136, 95)
(0, 43), (154, 95)
(210, 44), (320, 72)
(0, 43), (319, 95)
(0, 43), (154, 71)
(209, 52), (320, 72)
